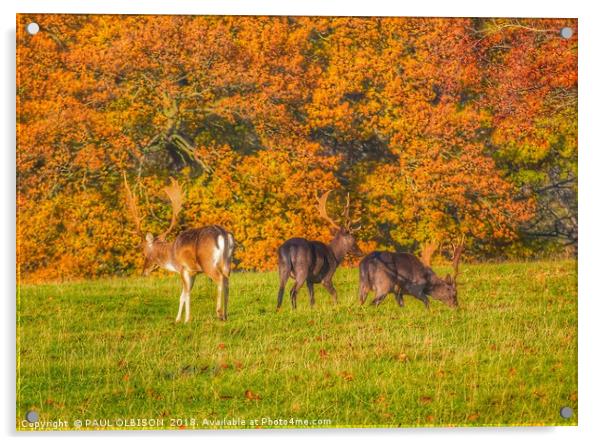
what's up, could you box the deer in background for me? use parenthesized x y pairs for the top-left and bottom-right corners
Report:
(358, 237), (465, 309)
(123, 174), (234, 322)
(276, 190), (362, 310)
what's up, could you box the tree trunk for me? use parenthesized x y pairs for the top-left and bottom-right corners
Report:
(420, 242), (438, 267)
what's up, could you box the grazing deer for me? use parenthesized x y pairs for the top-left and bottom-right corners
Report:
(123, 174), (234, 322)
(358, 237), (464, 309)
(276, 190), (362, 309)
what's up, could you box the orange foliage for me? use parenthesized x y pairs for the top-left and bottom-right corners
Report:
(16, 15), (577, 280)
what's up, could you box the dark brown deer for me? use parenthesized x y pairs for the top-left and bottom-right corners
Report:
(123, 174), (234, 322)
(358, 237), (464, 309)
(276, 190), (362, 309)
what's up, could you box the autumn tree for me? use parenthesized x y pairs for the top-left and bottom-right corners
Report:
(16, 15), (577, 280)
(306, 18), (536, 257)
(474, 18), (578, 251)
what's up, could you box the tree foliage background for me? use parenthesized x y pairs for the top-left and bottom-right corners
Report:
(16, 15), (577, 281)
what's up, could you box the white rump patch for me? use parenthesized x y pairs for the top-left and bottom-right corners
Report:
(164, 261), (178, 273)
(214, 235), (225, 266)
(227, 233), (234, 257)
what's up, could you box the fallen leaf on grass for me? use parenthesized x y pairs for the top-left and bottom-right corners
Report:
(245, 389), (261, 401)
(375, 394), (387, 406)
(340, 371), (354, 382)
(45, 399), (64, 408)
(146, 389), (162, 401)
(397, 352), (409, 362)
(532, 390), (546, 400)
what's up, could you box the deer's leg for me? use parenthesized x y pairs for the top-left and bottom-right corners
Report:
(414, 291), (430, 309)
(359, 281), (370, 305)
(277, 262), (290, 310)
(290, 272), (307, 310)
(370, 282), (389, 306)
(289, 282), (301, 310)
(204, 269), (226, 321)
(370, 293), (388, 306)
(181, 269), (195, 323)
(307, 280), (315, 307)
(277, 284), (286, 309)
(322, 279), (338, 304)
(394, 292), (405, 308)
(412, 284), (429, 309)
(220, 275), (229, 321)
(215, 277), (224, 320)
(175, 288), (186, 323)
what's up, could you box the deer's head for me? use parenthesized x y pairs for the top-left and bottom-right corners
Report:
(123, 173), (183, 276)
(428, 236), (464, 308)
(316, 190), (363, 259)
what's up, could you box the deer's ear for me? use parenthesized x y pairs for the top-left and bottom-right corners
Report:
(444, 273), (452, 284)
(146, 233), (154, 244)
(329, 227), (339, 236)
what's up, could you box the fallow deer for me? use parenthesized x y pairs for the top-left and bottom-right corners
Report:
(358, 237), (464, 309)
(276, 190), (362, 309)
(123, 174), (234, 322)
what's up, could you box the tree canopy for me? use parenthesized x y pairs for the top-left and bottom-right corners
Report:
(16, 15), (577, 280)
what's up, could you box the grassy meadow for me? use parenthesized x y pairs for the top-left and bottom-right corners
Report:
(17, 260), (577, 430)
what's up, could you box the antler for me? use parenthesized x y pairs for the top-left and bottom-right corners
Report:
(315, 190), (340, 230)
(316, 190), (362, 232)
(343, 192), (362, 233)
(158, 178), (184, 241)
(123, 172), (143, 238)
(451, 234), (465, 283)
(343, 193), (351, 223)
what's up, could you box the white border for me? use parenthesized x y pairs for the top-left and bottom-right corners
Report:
(3, 1), (601, 445)
(6, 0), (584, 17)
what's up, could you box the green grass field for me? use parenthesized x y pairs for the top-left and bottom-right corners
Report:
(17, 260), (577, 430)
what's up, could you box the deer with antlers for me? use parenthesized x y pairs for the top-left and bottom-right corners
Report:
(276, 190), (362, 310)
(358, 236), (465, 309)
(123, 174), (234, 322)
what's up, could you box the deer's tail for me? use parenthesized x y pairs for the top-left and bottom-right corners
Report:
(217, 230), (234, 277)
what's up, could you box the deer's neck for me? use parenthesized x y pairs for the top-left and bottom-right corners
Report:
(328, 240), (348, 265)
(152, 241), (180, 273)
